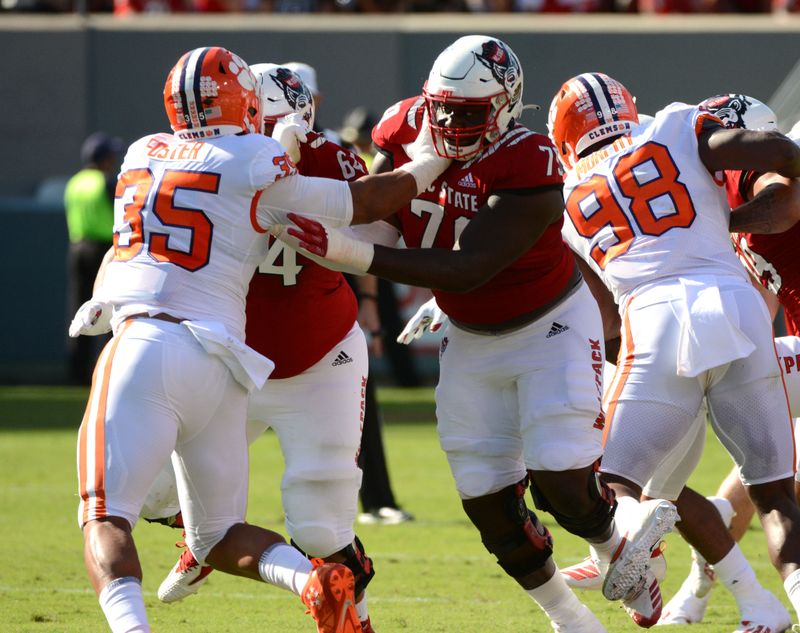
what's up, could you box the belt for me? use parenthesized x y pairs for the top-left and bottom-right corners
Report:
(127, 312), (184, 324)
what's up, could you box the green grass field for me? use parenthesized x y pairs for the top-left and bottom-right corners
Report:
(0, 386), (790, 632)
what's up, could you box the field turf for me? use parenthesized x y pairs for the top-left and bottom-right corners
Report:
(0, 386), (790, 632)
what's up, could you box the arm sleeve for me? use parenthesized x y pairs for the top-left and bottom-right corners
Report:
(256, 174), (354, 229)
(344, 220), (402, 248)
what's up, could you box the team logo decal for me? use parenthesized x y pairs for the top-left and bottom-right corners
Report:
(269, 68), (312, 118)
(701, 94), (753, 129)
(475, 40), (520, 99)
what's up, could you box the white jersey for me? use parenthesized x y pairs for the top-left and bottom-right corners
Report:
(561, 103), (747, 305)
(102, 132), (352, 340)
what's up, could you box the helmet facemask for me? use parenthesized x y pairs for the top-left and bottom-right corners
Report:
(425, 88), (516, 161)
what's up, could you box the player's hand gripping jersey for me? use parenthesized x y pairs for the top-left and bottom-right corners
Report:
(561, 103), (748, 307)
(102, 131), (353, 344)
(246, 130), (367, 378)
(373, 96), (573, 326)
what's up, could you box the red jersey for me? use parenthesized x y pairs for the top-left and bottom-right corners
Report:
(245, 131), (366, 378)
(727, 169), (800, 335)
(372, 96), (573, 326)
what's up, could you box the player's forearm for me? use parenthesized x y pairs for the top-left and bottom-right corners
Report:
(730, 180), (800, 234)
(348, 172), (418, 225)
(368, 246), (490, 293)
(93, 247), (115, 294)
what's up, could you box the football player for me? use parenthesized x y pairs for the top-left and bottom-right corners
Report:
(137, 63), (383, 633)
(70, 46), (450, 633)
(653, 95), (800, 626)
(548, 74), (800, 632)
(280, 35), (660, 633)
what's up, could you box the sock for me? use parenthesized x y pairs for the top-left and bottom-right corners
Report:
(98, 577), (149, 633)
(356, 594), (368, 622)
(687, 545), (715, 598)
(258, 543), (313, 595)
(614, 495), (640, 535)
(714, 544), (761, 604)
(528, 568), (590, 625)
(783, 568), (800, 622)
(590, 526), (622, 563)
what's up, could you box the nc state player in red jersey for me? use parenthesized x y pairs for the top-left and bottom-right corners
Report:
(147, 64), (380, 633)
(286, 36), (634, 633)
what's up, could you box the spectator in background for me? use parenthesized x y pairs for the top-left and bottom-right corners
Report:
(64, 132), (122, 384)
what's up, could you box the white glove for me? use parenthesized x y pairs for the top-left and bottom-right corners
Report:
(397, 297), (448, 345)
(271, 112), (309, 164)
(69, 299), (112, 337)
(399, 111), (451, 195)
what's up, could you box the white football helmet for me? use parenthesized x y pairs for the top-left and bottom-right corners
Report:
(698, 94), (777, 132)
(250, 63), (315, 134)
(423, 35), (524, 160)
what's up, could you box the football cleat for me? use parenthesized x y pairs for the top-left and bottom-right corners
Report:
(733, 589), (792, 633)
(360, 617), (376, 633)
(357, 507), (414, 526)
(622, 569), (663, 629)
(157, 548), (214, 603)
(301, 558), (362, 633)
(657, 584), (711, 625)
(550, 603), (607, 632)
(563, 542), (667, 591)
(603, 500), (678, 602)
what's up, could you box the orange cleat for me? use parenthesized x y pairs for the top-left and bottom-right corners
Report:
(301, 559), (363, 633)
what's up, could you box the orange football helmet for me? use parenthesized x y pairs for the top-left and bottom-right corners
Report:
(548, 72), (638, 170)
(164, 47), (261, 140)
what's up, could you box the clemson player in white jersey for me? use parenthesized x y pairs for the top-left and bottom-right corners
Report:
(71, 46), (450, 633)
(140, 63), (380, 633)
(549, 72), (800, 632)
(278, 35), (684, 633)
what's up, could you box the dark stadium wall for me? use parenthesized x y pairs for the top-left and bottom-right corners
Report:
(1, 15), (799, 382)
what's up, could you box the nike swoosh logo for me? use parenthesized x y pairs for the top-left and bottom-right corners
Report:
(338, 598), (354, 632)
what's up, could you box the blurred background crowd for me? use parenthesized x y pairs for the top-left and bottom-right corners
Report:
(6, 0), (800, 17)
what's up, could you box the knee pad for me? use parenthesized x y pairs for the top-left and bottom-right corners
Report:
(288, 522), (347, 559)
(462, 478), (553, 579)
(292, 536), (375, 595)
(528, 465), (616, 540)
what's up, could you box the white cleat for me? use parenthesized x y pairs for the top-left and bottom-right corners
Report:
(563, 542), (667, 591)
(603, 500), (679, 602)
(622, 569), (663, 629)
(658, 583), (711, 625)
(551, 603), (607, 632)
(157, 548), (214, 603)
(733, 590), (792, 633)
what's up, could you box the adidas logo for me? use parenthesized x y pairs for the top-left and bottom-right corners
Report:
(457, 172), (477, 189)
(332, 351), (354, 366)
(546, 322), (570, 338)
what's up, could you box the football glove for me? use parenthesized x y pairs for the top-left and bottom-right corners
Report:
(69, 299), (112, 337)
(398, 111), (452, 195)
(271, 112), (309, 164)
(287, 212), (374, 273)
(397, 297), (448, 344)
